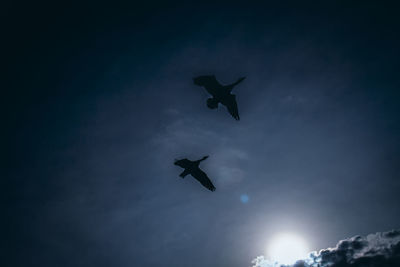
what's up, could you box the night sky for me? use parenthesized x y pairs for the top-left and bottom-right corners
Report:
(5, 1), (400, 267)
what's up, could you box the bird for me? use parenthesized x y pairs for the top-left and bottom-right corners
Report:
(193, 75), (246, 120)
(174, 156), (216, 191)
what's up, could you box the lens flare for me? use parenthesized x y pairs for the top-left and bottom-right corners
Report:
(240, 194), (249, 203)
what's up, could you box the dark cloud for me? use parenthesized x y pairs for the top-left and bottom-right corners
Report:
(252, 230), (400, 267)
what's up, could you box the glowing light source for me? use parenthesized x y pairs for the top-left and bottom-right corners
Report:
(267, 233), (309, 265)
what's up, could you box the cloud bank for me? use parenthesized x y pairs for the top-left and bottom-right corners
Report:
(252, 230), (400, 267)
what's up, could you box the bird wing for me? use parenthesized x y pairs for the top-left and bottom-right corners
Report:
(193, 75), (222, 96)
(223, 94), (240, 120)
(191, 168), (216, 192)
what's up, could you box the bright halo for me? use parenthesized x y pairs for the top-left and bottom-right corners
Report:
(267, 233), (309, 265)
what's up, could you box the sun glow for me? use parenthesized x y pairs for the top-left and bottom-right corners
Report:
(267, 233), (309, 265)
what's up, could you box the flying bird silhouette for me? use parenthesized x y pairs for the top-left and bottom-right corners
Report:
(174, 156), (216, 191)
(193, 75), (246, 120)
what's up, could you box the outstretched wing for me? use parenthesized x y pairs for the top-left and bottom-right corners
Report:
(223, 94), (240, 120)
(193, 75), (222, 96)
(191, 168), (216, 192)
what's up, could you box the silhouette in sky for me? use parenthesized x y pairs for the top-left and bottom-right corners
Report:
(193, 75), (245, 120)
(174, 156), (216, 191)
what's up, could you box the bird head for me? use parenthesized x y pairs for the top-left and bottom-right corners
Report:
(174, 159), (183, 167)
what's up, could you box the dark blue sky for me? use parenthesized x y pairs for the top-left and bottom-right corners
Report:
(5, 1), (400, 266)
